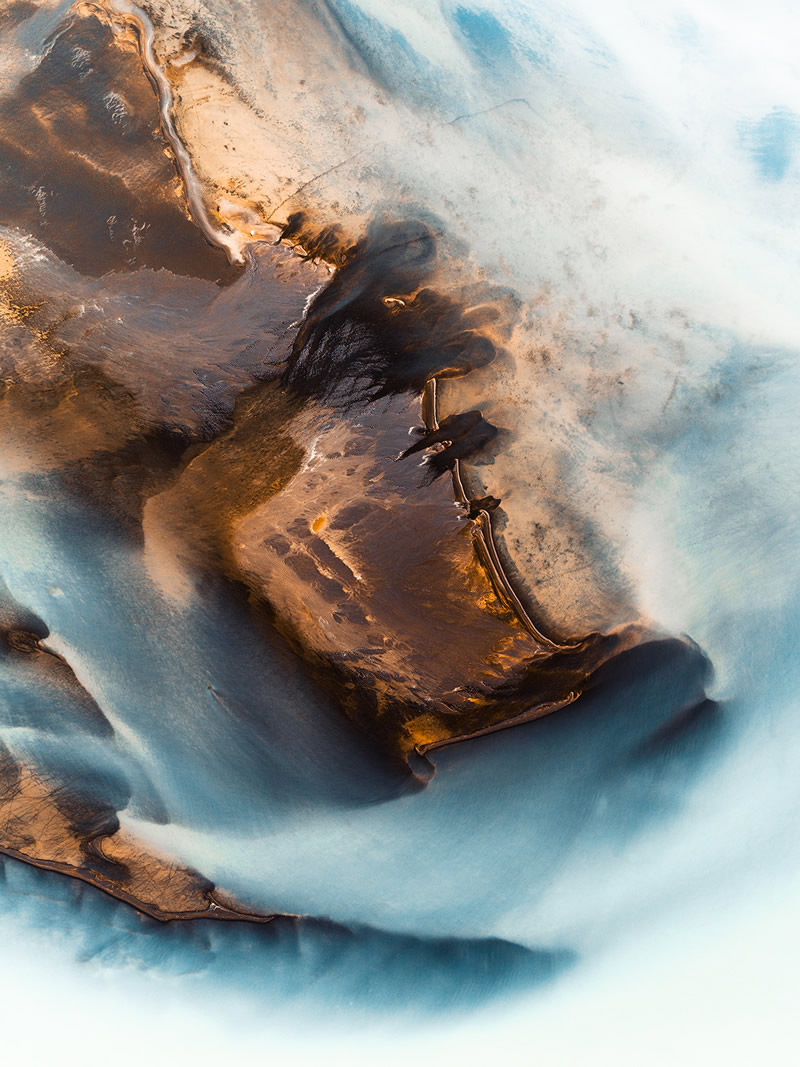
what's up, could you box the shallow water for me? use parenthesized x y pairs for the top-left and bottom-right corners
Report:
(0, 1), (798, 1062)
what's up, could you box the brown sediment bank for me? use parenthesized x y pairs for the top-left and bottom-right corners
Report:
(0, 746), (275, 923)
(81, 0), (248, 264)
(88, 0), (646, 746)
(0, 1), (694, 925)
(99, 0), (643, 639)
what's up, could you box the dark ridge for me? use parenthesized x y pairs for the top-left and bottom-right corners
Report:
(401, 409), (500, 479)
(467, 494), (502, 518)
(279, 210), (357, 265)
(281, 214), (501, 403)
